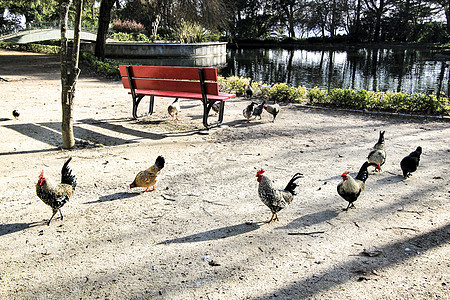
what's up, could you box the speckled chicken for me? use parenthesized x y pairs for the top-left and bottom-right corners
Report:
(243, 101), (257, 122)
(368, 131), (386, 171)
(168, 98), (180, 120)
(36, 157), (77, 225)
(264, 103), (280, 122)
(256, 169), (303, 223)
(400, 146), (422, 178)
(337, 161), (377, 211)
(130, 156), (165, 192)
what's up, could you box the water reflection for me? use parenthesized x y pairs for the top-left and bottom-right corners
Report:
(220, 48), (450, 96)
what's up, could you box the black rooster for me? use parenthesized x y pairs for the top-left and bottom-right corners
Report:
(400, 146), (422, 178)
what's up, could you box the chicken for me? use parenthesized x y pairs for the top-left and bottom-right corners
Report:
(130, 155), (165, 192)
(367, 130), (386, 172)
(337, 161), (377, 211)
(168, 98), (180, 120)
(12, 109), (20, 120)
(264, 103), (280, 122)
(243, 101), (257, 122)
(246, 80), (253, 98)
(36, 157), (77, 225)
(400, 146), (422, 178)
(252, 101), (265, 119)
(211, 101), (221, 115)
(256, 169), (303, 223)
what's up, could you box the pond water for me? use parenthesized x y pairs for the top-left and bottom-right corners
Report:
(120, 47), (450, 96)
(221, 47), (450, 96)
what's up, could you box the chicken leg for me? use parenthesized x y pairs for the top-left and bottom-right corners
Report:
(265, 213), (279, 223)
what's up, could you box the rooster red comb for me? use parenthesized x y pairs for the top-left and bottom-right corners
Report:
(39, 170), (44, 178)
(256, 169), (265, 176)
(341, 172), (349, 177)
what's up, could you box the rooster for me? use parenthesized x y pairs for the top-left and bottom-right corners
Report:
(168, 98), (180, 120)
(337, 161), (377, 211)
(264, 103), (280, 122)
(367, 131), (386, 172)
(252, 101), (265, 120)
(400, 146), (422, 178)
(256, 169), (303, 223)
(36, 157), (77, 225)
(243, 102), (257, 122)
(130, 156), (165, 192)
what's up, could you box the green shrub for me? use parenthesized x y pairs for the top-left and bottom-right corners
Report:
(307, 87), (330, 105)
(80, 51), (120, 79)
(268, 83), (305, 102)
(174, 19), (206, 43)
(0, 41), (60, 54)
(110, 32), (152, 42)
(218, 75), (250, 96)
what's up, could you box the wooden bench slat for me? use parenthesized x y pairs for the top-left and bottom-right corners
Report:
(119, 65), (218, 81)
(121, 78), (219, 95)
(132, 89), (235, 101)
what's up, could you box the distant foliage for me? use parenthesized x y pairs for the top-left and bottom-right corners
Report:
(308, 87), (449, 115)
(174, 20), (206, 43)
(80, 51), (120, 79)
(268, 83), (307, 102)
(110, 32), (152, 42)
(0, 41), (59, 54)
(218, 76), (449, 116)
(112, 19), (146, 34)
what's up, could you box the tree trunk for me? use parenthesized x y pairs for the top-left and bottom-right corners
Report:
(95, 0), (115, 60)
(446, 2), (450, 36)
(374, 0), (384, 42)
(60, 0), (83, 149)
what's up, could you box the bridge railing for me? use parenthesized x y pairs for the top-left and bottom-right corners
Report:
(0, 21), (98, 37)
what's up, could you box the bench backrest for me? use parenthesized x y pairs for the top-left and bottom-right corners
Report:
(119, 65), (220, 95)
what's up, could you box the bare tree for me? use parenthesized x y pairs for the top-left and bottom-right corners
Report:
(60, 0), (83, 149)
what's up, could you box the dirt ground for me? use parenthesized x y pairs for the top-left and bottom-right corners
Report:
(0, 49), (449, 299)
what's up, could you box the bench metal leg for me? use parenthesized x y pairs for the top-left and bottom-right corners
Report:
(203, 101), (225, 129)
(149, 96), (155, 115)
(132, 95), (154, 119)
(132, 95), (145, 119)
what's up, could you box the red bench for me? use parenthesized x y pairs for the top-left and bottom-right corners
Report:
(119, 65), (236, 129)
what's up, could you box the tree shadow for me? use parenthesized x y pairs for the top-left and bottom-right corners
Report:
(78, 118), (167, 140)
(0, 221), (42, 236)
(84, 191), (140, 204)
(157, 222), (261, 244)
(256, 223), (450, 299)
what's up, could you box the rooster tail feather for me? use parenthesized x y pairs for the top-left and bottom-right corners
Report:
(284, 173), (303, 195)
(355, 162), (377, 182)
(155, 155), (165, 170)
(377, 131), (385, 145)
(61, 157), (77, 189)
